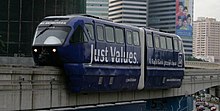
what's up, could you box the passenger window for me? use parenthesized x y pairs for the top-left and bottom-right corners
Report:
(179, 41), (182, 51)
(126, 31), (132, 45)
(133, 31), (140, 46)
(147, 33), (153, 47)
(154, 34), (160, 48)
(160, 36), (166, 49)
(70, 26), (88, 43)
(115, 28), (124, 43)
(105, 26), (115, 42)
(174, 39), (179, 50)
(166, 37), (173, 50)
(85, 24), (94, 40)
(97, 25), (104, 41)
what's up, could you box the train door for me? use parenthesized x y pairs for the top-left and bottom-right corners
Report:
(146, 31), (154, 66)
(165, 37), (174, 67)
(94, 23), (107, 63)
(144, 31), (154, 88)
(153, 33), (161, 67)
(159, 35), (167, 67)
(173, 38), (179, 68)
(64, 21), (97, 92)
(177, 40), (184, 68)
(67, 22), (95, 63)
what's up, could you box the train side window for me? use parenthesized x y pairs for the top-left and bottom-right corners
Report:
(179, 40), (183, 51)
(147, 33), (153, 47)
(70, 26), (88, 43)
(97, 25), (104, 41)
(160, 36), (166, 49)
(174, 39), (179, 50)
(85, 24), (94, 40)
(133, 31), (140, 46)
(126, 30), (132, 45)
(105, 26), (115, 43)
(115, 28), (124, 44)
(154, 34), (160, 48)
(166, 37), (173, 50)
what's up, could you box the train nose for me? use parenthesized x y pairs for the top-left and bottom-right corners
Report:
(38, 54), (48, 65)
(32, 47), (62, 66)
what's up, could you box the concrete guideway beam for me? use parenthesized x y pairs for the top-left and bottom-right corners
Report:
(0, 62), (219, 110)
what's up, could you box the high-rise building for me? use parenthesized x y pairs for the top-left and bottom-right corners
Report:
(148, 0), (194, 57)
(148, 0), (176, 33)
(86, 0), (109, 19)
(193, 17), (220, 62)
(109, 0), (148, 27)
(0, 0), (86, 57)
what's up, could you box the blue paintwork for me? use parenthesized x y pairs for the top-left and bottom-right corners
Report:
(64, 63), (140, 92)
(32, 15), (185, 93)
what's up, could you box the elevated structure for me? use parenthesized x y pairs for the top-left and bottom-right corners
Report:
(0, 62), (220, 110)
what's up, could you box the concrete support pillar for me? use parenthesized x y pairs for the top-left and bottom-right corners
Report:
(209, 87), (216, 96)
(215, 86), (220, 97)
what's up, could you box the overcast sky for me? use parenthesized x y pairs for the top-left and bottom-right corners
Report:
(194, 0), (220, 21)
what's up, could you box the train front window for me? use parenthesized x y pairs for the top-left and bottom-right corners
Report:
(33, 26), (71, 45)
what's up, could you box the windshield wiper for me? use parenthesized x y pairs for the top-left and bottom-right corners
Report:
(36, 24), (53, 38)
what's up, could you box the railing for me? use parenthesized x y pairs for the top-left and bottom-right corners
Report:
(185, 61), (220, 69)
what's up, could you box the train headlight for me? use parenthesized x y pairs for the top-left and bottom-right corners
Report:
(34, 49), (37, 52)
(52, 49), (56, 52)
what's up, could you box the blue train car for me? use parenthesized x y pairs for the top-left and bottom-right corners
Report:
(32, 15), (184, 92)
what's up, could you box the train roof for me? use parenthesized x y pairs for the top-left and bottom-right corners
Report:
(43, 14), (140, 30)
(43, 15), (181, 40)
(143, 28), (182, 40)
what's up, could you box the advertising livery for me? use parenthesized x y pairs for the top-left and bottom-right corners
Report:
(32, 15), (185, 93)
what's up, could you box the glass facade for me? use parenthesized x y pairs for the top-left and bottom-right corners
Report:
(0, 0), (86, 57)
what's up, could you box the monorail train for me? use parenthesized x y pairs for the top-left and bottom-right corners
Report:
(32, 15), (185, 92)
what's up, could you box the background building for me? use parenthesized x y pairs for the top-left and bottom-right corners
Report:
(86, 0), (109, 19)
(0, 0), (86, 57)
(109, 0), (148, 27)
(193, 17), (220, 62)
(148, 0), (176, 33)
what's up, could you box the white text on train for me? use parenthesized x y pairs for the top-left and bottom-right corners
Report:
(91, 45), (138, 64)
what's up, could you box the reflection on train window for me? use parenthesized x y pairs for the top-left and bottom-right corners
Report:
(166, 37), (173, 50)
(97, 25), (104, 41)
(174, 39), (179, 50)
(179, 40), (182, 51)
(34, 26), (71, 45)
(70, 26), (88, 44)
(160, 36), (166, 49)
(85, 24), (94, 40)
(105, 26), (115, 43)
(133, 31), (140, 46)
(154, 34), (160, 48)
(126, 30), (132, 45)
(115, 28), (124, 44)
(147, 33), (153, 48)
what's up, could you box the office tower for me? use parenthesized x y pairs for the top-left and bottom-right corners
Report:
(109, 0), (148, 27)
(0, 0), (86, 57)
(86, 0), (109, 19)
